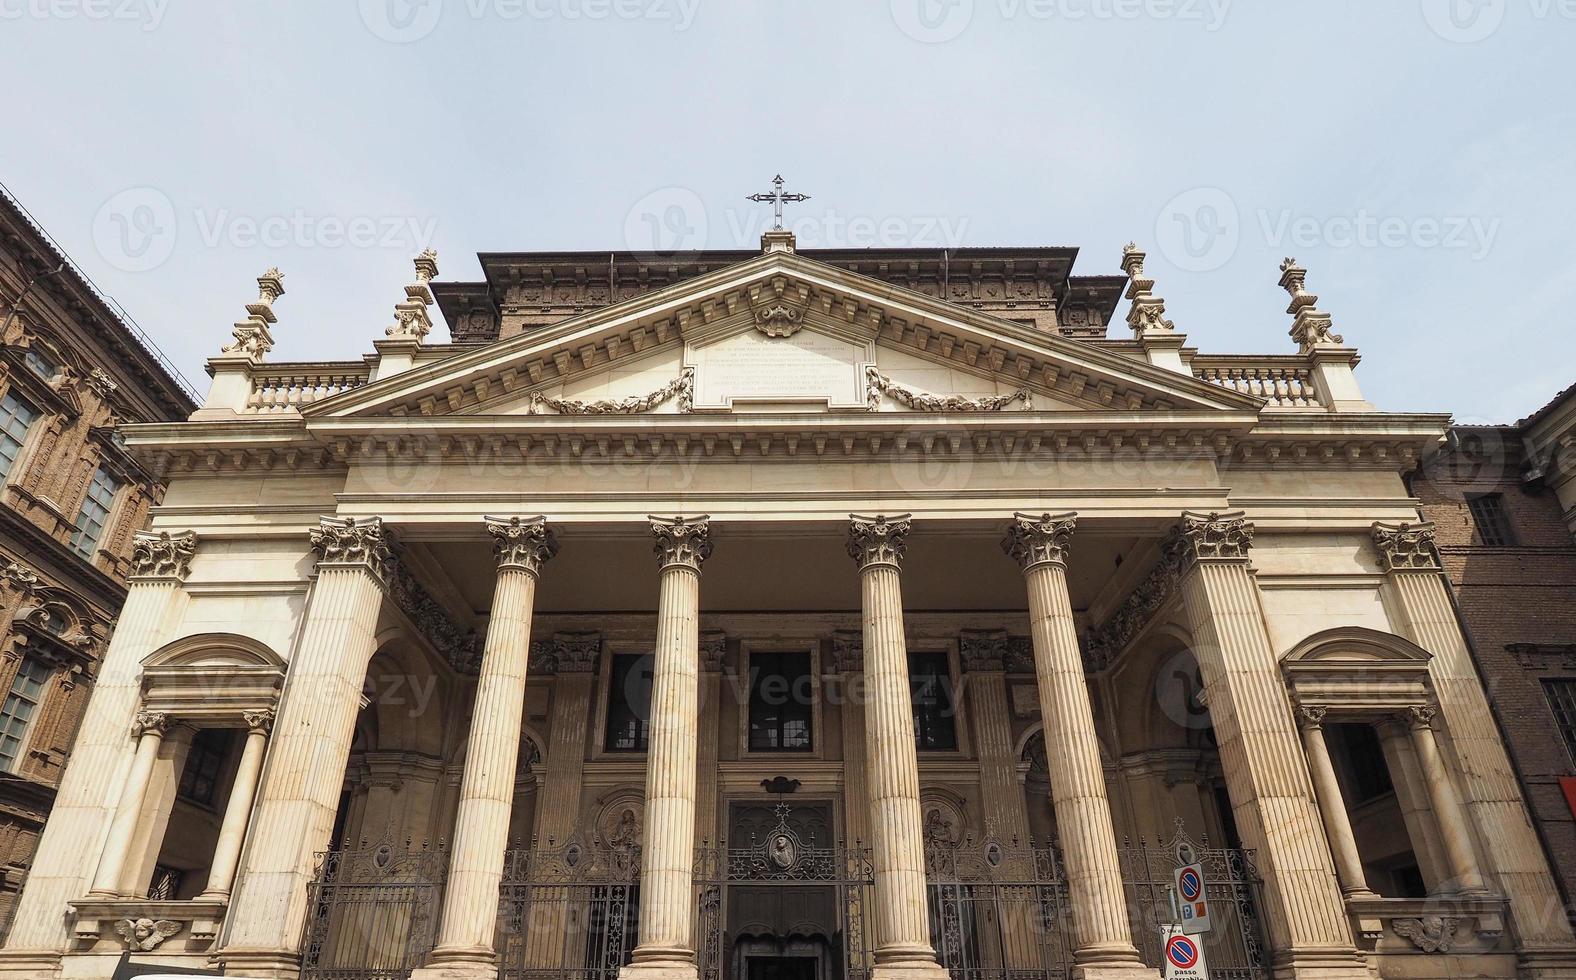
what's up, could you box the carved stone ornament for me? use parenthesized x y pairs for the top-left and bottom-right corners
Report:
(115, 917), (182, 952)
(309, 516), (392, 578)
(244, 709), (275, 735)
(132, 710), (170, 739)
(1002, 512), (1077, 572)
(1084, 549), (1184, 672)
(3, 561), (41, 594)
(485, 515), (559, 575)
(959, 630), (1009, 672)
(866, 367), (1032, 413)
(1164, 511), (1255, 570)
(386, 562), (483, 674)
(384, 250), (440, 342)
(829, 631), (863, 673)
(220, 268), (284, 359)
(749, 275), (808, 338)
(130, 530), (198, 581)
(651, 515), (713, 572)
(1372, 521), (1441, 573)
(1121, 243), (1176, 337)
(530, 368), (694, 416)
(699, 630), (727, 672)
(1392, 915), (1460, 953)
(1279, 258), (1344, 352)
(1295, 703), (1328, 729)
(848, 514), (911, 571)
(87, 367), (120, 399)
(547, 632), (601, 674)
(1405, 703), (1438, 730)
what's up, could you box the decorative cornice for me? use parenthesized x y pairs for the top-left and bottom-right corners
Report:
(309, 516), (393, 580)
(1002, 512), (1076, 572)
(699, 630), (727, 672)
(959, 630), (1009, 672)
(1372, 521), (1441, 573)
(1164, 511), (1255, 571)
(1084, 549), (1186, 672)
(529, 367), (693, 416)
(130, 530), (197, 581)
(848, 514), (911, 571)
(651, 515), (712, 572)
(829, 631), (863, 673)
(243, 709), (275, 735)
(866, 366), (1032, 413)
(484, 515), (558, 575)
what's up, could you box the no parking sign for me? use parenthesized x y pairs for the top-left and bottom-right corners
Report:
(1162, 924), (1210, 980)
(1174, 861), (1212, 935)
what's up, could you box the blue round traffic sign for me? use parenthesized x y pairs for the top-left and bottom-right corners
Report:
(1178, 868), (1202, 901)
(1166, 935), (1200, 970)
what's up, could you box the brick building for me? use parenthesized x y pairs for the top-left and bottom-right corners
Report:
(0, 187), (195, 935)
(1412, 385), (1576, 916)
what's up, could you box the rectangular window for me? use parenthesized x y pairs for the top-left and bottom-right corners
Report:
(748, 651), (814, 752)
(1467, 493), (1516, 546)
(70, 465), (120, 558)
(178, 728), (234, 807)
(0, 657), (52, 772)
(1332, 723), (1394, 803)
(605, 653), (653, 752)
(909, 650), (958, 752)
(0, 391), (39, 481)
(22, 349), (57, 382)
(1545, 680), (1576, 766)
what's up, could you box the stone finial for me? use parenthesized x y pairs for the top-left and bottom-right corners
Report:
(309, 516), (393, 579)
(130, 530), (198, 581)
(1278, 258), (1344, 353)
(220, 268), (285, 359)
(847, 514), (911, 571)
(650, 515), (713, 572)
(1002, 512), (1077, 572)
(1164, 511), (1255, 570)
(385, 250), (439, 342)
(484, 515), (558, 576)
(1371, 521), (1441, 573)
(1120, 243), (1174, 338)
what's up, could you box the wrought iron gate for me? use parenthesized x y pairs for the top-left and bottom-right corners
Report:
(1119, 823), (1269, 980)
(494, 841), (642, 980)
(924, 838), (1074, 980)
(300, 841), (448, 980)
(696, 802), (878, 980)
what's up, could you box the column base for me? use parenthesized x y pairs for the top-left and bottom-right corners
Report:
(212, 947), (305, 979)
(1268, 948), (1373, 980)
(409, 946), (499, 979)
(618, 957), (700, 980)
(0, 951), (61, 980)
(871, 944), (950, 980)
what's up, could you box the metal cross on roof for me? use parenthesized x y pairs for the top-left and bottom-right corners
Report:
(747, 175), (811, 231)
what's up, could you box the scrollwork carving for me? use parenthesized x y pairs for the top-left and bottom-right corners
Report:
(1002, 512), (1076, 571)
(1164, 511), (1254, 570)
(309, 517), (391, 579)
(130, 530), (198, 581)
(1372, 521), (1441, 573)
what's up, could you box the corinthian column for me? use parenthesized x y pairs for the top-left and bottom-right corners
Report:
(1403, 704), (1487, 895)
(200, 710), (274, 901)
(848, 515), (946, 980)
(87, 710), (170, 897)
(622, 516), (712, 980)
(420, 517), (558, 979)
(218, 517), (393, 978)
(1294, 704), (1375, 899)
(1002, 514), (1148, 980)
(1169, 512), (1366, 980)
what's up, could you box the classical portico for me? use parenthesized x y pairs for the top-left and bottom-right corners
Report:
(2, 237), (1574, 980)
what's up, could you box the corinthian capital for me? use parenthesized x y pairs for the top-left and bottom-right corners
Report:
(847, 514), (911, 571)
(650, 515), (712, 572)
(1372, 521), (1441, 573)
(309, 516), (393, 579)
(485, 515), (558, 575)
(1002, 512), (1076, 572)
(1164, 511), (1255, 571)
(130, 530), (198, 581)
(132, 710), (170, 739)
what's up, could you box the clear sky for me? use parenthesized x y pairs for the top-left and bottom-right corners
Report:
(0, 1), (1569, 423)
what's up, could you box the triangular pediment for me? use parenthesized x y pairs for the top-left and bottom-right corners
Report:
(304, 251), (1262, 421)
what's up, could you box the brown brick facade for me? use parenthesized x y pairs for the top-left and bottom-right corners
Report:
(1412, 419), (1576, 914)
(0, 188), (193, 937)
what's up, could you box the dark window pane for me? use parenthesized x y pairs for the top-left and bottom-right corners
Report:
(605, 654), (654, 752)
(748, 651), (814, 752)
(1332, 723), (1393, 803)
(1545, 679), (1576, 766)
(909, 651), (957, 752)
(1467, 494), (1516, 546)
(178, 728), (234, 807)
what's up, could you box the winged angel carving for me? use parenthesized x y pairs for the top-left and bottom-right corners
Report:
(115, 916), (182, 951)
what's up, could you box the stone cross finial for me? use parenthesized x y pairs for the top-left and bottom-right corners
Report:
(385, 250), (439, 342)
(1278, 258), (1344, 352)
(1120, 243), (1174, 338)
(220, 268), (284, 360)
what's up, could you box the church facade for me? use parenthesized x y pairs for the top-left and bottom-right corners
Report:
(1, 228), (1572, 980)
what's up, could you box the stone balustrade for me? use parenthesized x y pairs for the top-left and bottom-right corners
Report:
(1192, 356), (1323, 409)
(244, 364), (370, 413)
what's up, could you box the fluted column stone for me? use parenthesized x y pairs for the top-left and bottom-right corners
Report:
(1293, 705), (1375, 899)
(420, 517), (558, 978)
(0, 531), (195, 976)
(848, 515), (947, 980)
(200, 710), (274, 901)
(622, 516), (711, 980)
(88, 710), (170, 897)
(1003, 514), (1148, 980)
(1403, 704), (1487, 895)
(218, 517), (393, 978)
(1170, 512), (1366, 979)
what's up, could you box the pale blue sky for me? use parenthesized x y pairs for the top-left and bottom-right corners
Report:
(0, 0), (1570, 422)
